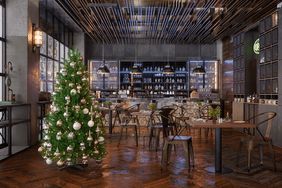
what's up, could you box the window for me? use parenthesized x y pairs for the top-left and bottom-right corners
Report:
(39, 0), (73, 92)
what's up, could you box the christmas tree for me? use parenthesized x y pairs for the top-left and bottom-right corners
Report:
(38, 49), (106, 167)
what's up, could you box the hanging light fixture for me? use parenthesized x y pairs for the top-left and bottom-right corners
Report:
(192, 39), (205, 75)
(130, 44), (142, 75)
(192, 66), (206, 74)
(163, 45), (175, 75)
(97, 43), (110, 75)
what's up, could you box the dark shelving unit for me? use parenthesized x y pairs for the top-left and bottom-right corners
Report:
(119, 61), (188, 98)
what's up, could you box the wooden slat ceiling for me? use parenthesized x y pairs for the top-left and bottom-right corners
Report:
(56, 0), (278, 44)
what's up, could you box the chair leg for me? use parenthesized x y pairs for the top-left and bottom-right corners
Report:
(155, 129), (161, 152)
(134, 125), (138, 147)
(268, 141), (277, 171)
(183, 141), (190, 170)
(259, 143), (263, 166)
(148, 128), (153, 150)
(161, 140), (169, 170)
(236, 140), (243, 167)
(189, 139), (195, 167)
(117, 126), (124, 147)
(247, 149), (252, 172)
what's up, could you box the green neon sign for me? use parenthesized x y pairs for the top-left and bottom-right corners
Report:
(253, 38), (260, 55)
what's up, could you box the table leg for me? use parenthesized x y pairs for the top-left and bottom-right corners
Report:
(215, 128), (222, 172)
(109, 110), (113, 134)
(8, 107), (12, 156)
(205, 128), (233, 174)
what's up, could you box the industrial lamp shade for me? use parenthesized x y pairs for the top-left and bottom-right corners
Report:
(163, 64), (175, 75)
(192, 66), (206, 74)
(130, 65), (142, 75)
(97, 65), (110, 75)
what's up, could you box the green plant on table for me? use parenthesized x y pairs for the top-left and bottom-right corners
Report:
(148, 103), (157, 111)
(208, 106), (221, 119)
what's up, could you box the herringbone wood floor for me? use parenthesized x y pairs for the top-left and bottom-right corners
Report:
(0, 128), (282, 188)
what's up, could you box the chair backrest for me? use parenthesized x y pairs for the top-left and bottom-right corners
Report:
(247, 111), (276, 141)
(159, 107), (175, 137)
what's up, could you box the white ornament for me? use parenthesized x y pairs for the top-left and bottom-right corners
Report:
(67, 132), (74, 139)
(81, 99), (86, 104)
(63, 112), (69, 117)
(83, 108), (89, 114)
(38, 146), (43, 152)
(80, 142), (85, 151)
(54, 148), (60, 157)
(43, 123), (49, 130)
(87, 135), (93, 142)
(70, 62), (75, 67)
(94, 140), (98, 145)
(77, 71), (82, 75)
(94, 150), (99, 154)
(88, 120), (94, 127)
(70, 89), (77, 95)
(44, 135), (50, 140)
(75, 105), (80, 111)
(46, 158), (53, 165)
(52, 92), (56, 95)
(46, 143), (52, 148)
(73, 122), (81, 130)
(82, 154), (88, 160)
(56, 120), (62, 126)
(62, 71), (67, 76)
(57, 160), (64, 166)
(43, 142), (48, 147)
(82, 77), (87, 82)
(69, 83), (74, 87)
(77, 85), (82, 90)
(96, 127), (100, 133)
(56, 132), (62, 140)
(71, 74), (75, 77)
(56, 135), (61, 140)
(67, 145), (73, 152)
(60, 68), (66, 73)
(98, 136), (105, 143)
(65, 96), (70, 101)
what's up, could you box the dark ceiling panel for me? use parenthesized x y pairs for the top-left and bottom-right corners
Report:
(55, 0), (278, 44)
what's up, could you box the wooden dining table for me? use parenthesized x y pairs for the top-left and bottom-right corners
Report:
(188, 119), (256, 174)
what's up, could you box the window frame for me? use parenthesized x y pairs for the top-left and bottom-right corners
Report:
(39, 0), (73, 92)
(0, 0), (6, 100)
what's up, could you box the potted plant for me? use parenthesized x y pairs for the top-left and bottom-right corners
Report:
(148, 103), (157, 111)
(208, 106), (221, 123)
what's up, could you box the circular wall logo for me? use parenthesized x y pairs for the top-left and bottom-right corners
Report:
(253, 38), (260, 55)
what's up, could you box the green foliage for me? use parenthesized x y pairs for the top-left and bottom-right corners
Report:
(38, 49), (106, 167)
(208, 106), (221, 119)
(148, 103), (157, 111)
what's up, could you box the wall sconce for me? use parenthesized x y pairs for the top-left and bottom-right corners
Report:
(32, 24), (43, 52)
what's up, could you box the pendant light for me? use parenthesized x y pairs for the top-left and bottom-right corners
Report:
(192, 66), (206, 74)
(192, 39), (205, 75)
(163, 45), (174, 75)
(97, 42), (110, 75)
(130, 44), (142, 75)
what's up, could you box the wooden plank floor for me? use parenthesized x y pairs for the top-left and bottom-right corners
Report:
(0, 128), (282, 188)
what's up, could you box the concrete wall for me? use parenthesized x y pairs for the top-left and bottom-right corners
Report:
(6, 0), (40, 146)
(73, 32), (86, 61)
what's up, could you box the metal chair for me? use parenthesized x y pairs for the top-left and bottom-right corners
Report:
(236, 111), (277, 172)
(161, 113), (195, 172)
(117, 103), (140, 147)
